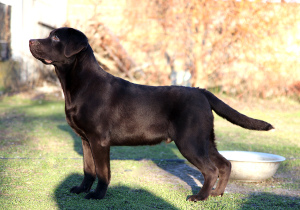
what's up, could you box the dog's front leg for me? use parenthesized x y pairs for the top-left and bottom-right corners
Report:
(70, 139), (96, 194)
(84, 139), (110, 200)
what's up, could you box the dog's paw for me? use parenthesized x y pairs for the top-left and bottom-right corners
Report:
(210, 189), (224, 197)
(84, 191), (106, 200)
(187, 194), (208, 202)
(70, 186), (89, 194)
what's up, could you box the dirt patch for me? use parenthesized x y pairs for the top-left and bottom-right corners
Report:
(1, 82), (64, 101)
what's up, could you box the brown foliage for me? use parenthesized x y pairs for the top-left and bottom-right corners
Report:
(69, 0), (300, 98)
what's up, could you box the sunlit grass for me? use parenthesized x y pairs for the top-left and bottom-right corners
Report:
(0, 95), (299, 209)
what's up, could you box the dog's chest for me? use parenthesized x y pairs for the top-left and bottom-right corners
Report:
(64, 104), (87, 138)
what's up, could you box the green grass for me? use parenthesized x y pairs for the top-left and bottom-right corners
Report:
(0, 94), (299, 209)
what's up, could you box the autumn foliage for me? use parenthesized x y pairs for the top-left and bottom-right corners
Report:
(69, 0), (300, 98)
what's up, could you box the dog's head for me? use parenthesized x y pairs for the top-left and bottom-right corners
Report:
(29, 27), (88, 65)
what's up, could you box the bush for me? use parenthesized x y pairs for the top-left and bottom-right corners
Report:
(0, 60), (21, 93)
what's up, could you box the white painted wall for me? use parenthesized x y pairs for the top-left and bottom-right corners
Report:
(0, 0), (68, 81)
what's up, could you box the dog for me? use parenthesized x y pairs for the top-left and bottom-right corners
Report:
(29, 27), (274, 201)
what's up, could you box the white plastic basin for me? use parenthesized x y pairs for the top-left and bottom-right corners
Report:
(219, 151), (285, 182)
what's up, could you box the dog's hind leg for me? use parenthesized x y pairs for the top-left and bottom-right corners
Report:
(175, 135), (219, 201)
(70, 138), (96, 194)
(209, 146), (231, 197)
(208, 129), (231, 197)
(188, 159), (219, 201)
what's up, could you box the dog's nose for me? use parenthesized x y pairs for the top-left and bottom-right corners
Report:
(29, 39), (38, 46)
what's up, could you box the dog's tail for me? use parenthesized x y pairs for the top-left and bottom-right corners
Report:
(201, 89), (274, 131)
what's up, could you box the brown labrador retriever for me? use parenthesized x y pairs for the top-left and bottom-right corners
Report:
(29, 27), (274, 201)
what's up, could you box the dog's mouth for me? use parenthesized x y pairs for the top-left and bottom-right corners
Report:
(31, 51), (53, 64)
(32, 54), (53, 65)
(33, 55), (53, 65)
(43, 59), (53, 64)
(29, 40), (53, 65)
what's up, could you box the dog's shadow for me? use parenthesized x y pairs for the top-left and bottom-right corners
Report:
(54, 173), (177, 209)
(58, 124), (204, 195)
(152, 160), (204, 195)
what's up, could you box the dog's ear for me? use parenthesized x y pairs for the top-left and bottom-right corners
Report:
(64, 29), (88, 58)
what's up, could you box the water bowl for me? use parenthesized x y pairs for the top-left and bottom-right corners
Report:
(219, 151), (285, 182)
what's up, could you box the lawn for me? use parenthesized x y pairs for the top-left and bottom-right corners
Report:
(0, 93), (299, 209)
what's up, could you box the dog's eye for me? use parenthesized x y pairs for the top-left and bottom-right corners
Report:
(52, 35), (60, 41)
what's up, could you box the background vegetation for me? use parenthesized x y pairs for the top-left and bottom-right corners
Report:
(66, 0), (300, 98)
(1, 0), (299, 99)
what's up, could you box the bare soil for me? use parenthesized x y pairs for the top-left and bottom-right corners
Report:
(140, 160), (300, 198)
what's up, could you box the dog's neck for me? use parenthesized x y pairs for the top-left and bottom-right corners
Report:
(54, 45), (110, 105)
